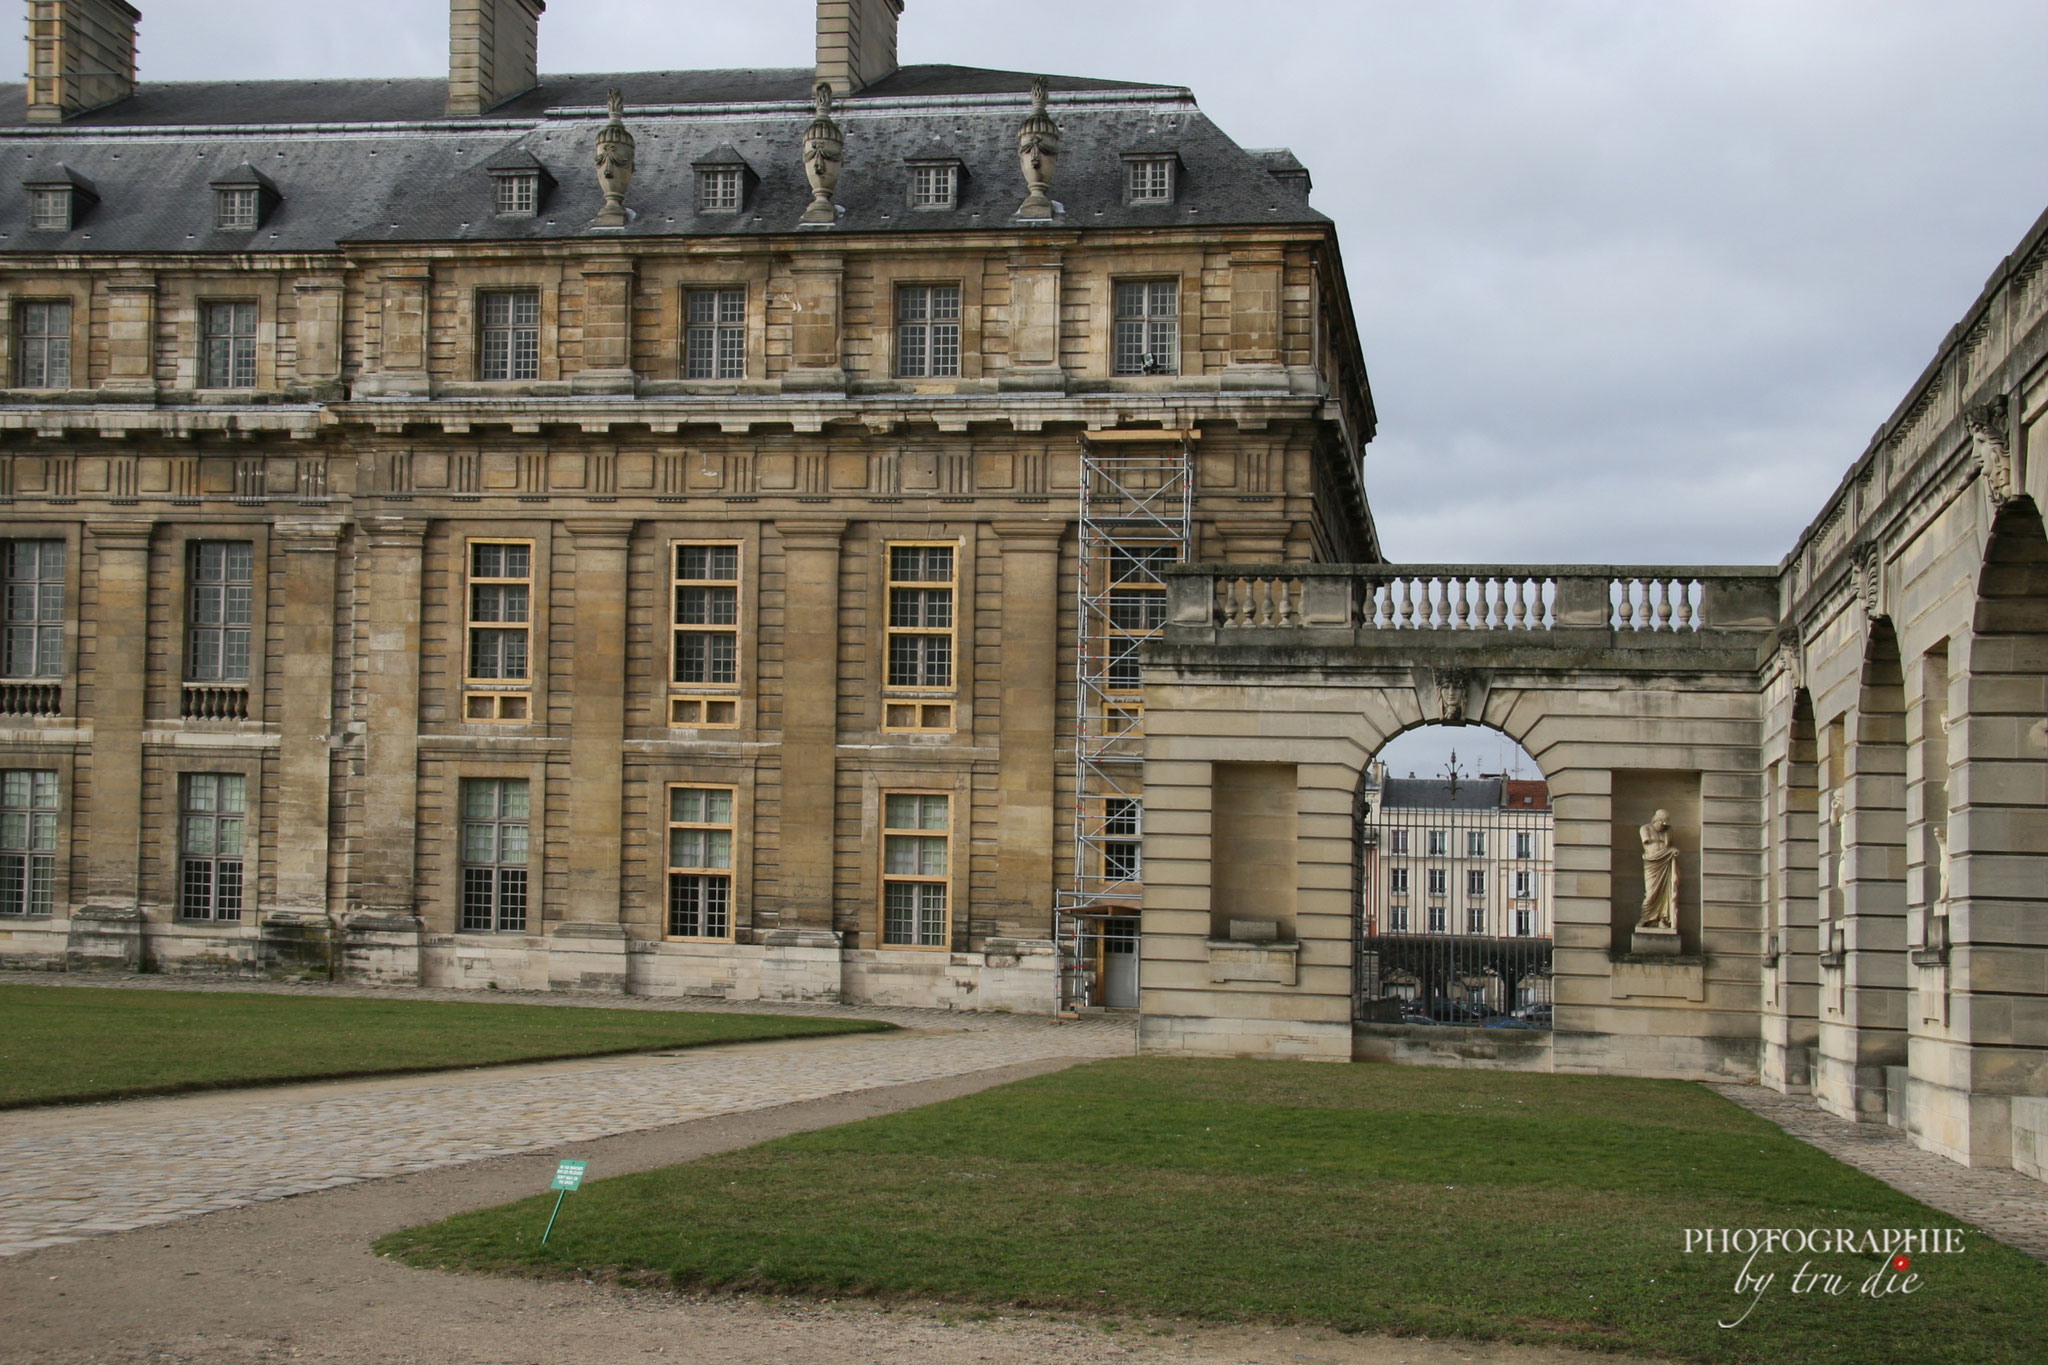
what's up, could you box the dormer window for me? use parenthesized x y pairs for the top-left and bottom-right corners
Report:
(699, 167), (743, 212)
(22, 165), (95, 231)
(29, 189), (70, 230)
(209, 165), (279, 233)
(909, 161), (959, 210)
(216, 188), (259, 231)
(1126, 156), (1176, 204)
(495, 173), (537, 215)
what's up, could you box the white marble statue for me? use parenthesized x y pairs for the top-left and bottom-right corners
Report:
(1638, 808), (1679, 931)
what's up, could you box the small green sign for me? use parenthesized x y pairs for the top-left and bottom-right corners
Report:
(551, 1160), (587, 1192)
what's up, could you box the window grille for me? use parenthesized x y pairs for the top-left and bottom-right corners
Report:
(15, 300), (70, 388)
(494, 174), (537, 215)
(0, 770), (57, 916)
(667, 786), (734, 939)
(1113, 280), (1178, 375)
(1126, 158), (1174, 202)
(1, 540), (64, 679)
(466, 541), (532, 684)
(685, 290), (746, 380)
(215, 188), (259, 231)
(698, 167), (743, 212)
(895, 284), (961, 378)
(479, 290), (540, 381)
(178, 773), (246, 921)
(461, 778), (530, 932)
(29, 188), (70, 230)
(882, 793), (949, 947)
(886, 545), (955, 690)
(186, 542), (253, 683)
(202, 303), (258, 388)
(911, 163), (957, 208)
(672, 543), (740, 689)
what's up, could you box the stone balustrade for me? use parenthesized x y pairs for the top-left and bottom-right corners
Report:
(0, 682), (63, 718)
(1168, 564), (1780, 636)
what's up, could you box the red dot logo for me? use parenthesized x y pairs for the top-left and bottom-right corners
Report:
(1892, 1255), (1911, 1272)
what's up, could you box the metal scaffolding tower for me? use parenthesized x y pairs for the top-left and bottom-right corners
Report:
(1056, 430), (1195, 1012)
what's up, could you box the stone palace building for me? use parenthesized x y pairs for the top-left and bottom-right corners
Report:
(1, 1), (2043, 1185)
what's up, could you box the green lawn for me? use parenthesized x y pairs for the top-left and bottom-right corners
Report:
(380, 1059), (2044, 1365)
(0, 984), (890, 1106)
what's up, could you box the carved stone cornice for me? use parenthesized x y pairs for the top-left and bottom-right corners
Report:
(991, 517), (1065, 546)
(84, 519), (154, 551)
(774, 516), (848, 553)
(360, 514), (430, 551)
(562, 517), (637, 550)
(271, 518), (347, 550)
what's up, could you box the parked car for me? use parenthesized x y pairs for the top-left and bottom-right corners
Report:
(1484, 1015), (1538, 1030)
(1514, 1004), (1554, 1025)
(1398, 1012), (1437, 1026)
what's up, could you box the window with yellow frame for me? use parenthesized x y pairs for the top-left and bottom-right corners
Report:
(883, 542), (956, 733)
(666, 784), (735, 940)
(880, 791), (949, 947)
(669, 542), (741, 729)
(463, 539), (532, 722)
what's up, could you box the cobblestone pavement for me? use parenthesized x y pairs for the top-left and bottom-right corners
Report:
(1713, 1083), (2048, 1262)
(0, 973), (1133, 1259)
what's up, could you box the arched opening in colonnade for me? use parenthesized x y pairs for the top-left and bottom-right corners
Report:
(1354, 725), (1555, 1027)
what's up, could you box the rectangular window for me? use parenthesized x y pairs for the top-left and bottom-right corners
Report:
(1126, 158), (1174, 202)
(1105, 543), (1173, 693)
(1515, 831), (1534, 860)
(2, 540), (64, 679)
(685, 290), (746, 380)
(1427, 904), (1446, 934)
(1388, 867), (1409, 895)
(494, 174), (536, 215)
(1515, 907), (1533, 937)
(178, 773), (246, 922)
(16, 301), (70, 388)
(1514, 870), (1534, 899)
(216, 188), (259, 230)
(881, 793), (949, 947)
(0, 770), (57, 916)
(1103, 797), (1141, 882)
(698, 167), (743, 212)
(186, 542), (254, 683)
(886, 544), (955, 691)
(466, 540), (532, 687)
(1390, 904), (1410, 932)
(1466, 868), (1486, 898)
(1113, 280), (1178, 375)
(672, 542), (740, 704)
(1426, 868), (1446, 896)
(667, 786), (734, 939)
(1466, 830), (1487, 857)
(29, 189), (70, 230)
(460, 779), (529, 932)
(895, 284), (961, 378)
(1467, 905), (1485, 934)
(202, 303), (258, 389)
(479, 290), (540, 381)
(1388, 829), (1409, 855)
(911, 163), (957, 208)
(1426, 830), (1447, 858)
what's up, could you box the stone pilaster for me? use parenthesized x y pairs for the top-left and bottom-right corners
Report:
(991, 519), (1064, 936)
(271, 520), (345, 916)
(781, 251), (846, 393)
(772, 517), (846, 933)
(357, 517), (428, 917)
(562, 519), (634, 927)
(1000, 247), (1067, 392)
(100, 276), (156, 396)
(81, 520), (153, 912)
(570, 257), (638, 395)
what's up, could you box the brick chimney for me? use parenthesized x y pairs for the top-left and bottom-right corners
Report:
(816, 0), (902, 97)
(446, 0), (545, 117)
(25, 0), (141, 124)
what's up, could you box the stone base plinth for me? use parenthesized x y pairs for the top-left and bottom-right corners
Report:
(66, 905), (146, 972)
(1631, 927), (1683, 956)
(547, 922), (630, 993)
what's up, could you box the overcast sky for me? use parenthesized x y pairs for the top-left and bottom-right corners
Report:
(127, 0), (2048, 776)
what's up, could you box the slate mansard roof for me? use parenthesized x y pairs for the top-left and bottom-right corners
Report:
(0, 65), (1326, 254)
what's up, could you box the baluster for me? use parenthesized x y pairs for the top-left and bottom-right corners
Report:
(1637, 580), (1654, 630)
(1394, 577), (1412, 627)
(1276, 578), (1296, 626)
(1654, 579), (1673, 631)
(1223, 578), (1243, 627)
(1683, 580), (1701, 631)
(1508, 578), (1527, 630)
(1610, 579), (1627, 631)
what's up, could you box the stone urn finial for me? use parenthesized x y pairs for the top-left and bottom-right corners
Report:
(800, 80), (845, 226)
(593, 87), (636, 227)
(1016, 75), (1060, 220)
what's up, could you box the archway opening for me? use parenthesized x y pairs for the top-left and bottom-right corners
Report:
(1355, 725), (1553, 1028)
